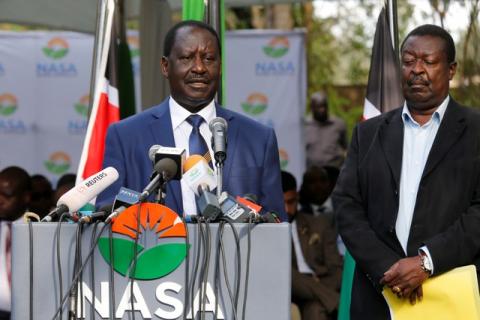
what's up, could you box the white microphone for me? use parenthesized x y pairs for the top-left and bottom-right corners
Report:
(41, 167), (119, 222)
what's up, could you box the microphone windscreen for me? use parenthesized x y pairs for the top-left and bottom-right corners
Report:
(183, 154), (207, 173)
(209, 117), (228, 131)
(154, 158), (178, 180)
(57, 167), (119, 212)
(148, 144), (162, 161)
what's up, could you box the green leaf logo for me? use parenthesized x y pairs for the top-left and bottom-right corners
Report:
(98, 203), (190, 280)
(43, 37), (69, 59)
(263, 36), (290, 58)
(241, 93), (268, 116)
(0, 93), (18, 116)
(44, 152), (71, 175)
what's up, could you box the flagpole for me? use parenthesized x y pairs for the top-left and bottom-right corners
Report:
(386, 0), (399, 58)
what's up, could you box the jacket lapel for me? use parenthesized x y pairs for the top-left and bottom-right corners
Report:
(380, 110), (404, 188)
(148, 99), (183, 215)
(422, 100), (466, 179)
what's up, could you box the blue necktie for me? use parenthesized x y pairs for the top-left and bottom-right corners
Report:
(186, 115), (212, 166)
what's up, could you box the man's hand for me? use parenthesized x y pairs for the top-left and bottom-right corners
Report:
(380, 256), (429, 303)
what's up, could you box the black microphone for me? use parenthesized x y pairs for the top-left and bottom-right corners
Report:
(196, 184), (222, 221)
(209, 117), (228, 165)
(218, 191), (256, 222)
(139, 157), (178, 202)
(148, 145), (185, 181)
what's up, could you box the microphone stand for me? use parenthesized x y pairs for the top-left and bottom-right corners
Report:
(155, 172), (168, 205)
(216, 164), (223, 198)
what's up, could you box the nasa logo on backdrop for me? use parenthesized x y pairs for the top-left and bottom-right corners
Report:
(241, 92), (268, 115)
(0, 93), (27, 134)
(68, 94), (88, 135)
(37, 37), (78, 77)
(256, 36), (295, 76)
(44, 151), (71, 175)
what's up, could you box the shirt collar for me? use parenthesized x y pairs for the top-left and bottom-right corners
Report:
(402, 95), (449, 126)
(169, 96), (216, 130)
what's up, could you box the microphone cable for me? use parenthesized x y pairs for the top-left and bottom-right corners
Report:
(54, 212), (70, 320)
(189, 217), (204, 319)
(200, 219), (212, 320)
(241, 216), (253, 320)
(216, 220), (240, 320)
(69, 222), (84, 319)
(108, 224), (116, 320)
(181, 215), (191, 320)
(50, 222), (110, 320)
(88, 221), (101, 320)
(128, 202), (143, 320)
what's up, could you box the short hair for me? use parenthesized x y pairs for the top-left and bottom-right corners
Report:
(281, 171), (297, 193)
(56, 173), (76, 190)
(400, 24), (456, 64)
(163, 20), (221, 57)
(0, 166), (31, 192)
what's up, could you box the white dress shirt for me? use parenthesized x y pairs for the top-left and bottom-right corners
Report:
(291, 220), (315, 274)
(396, 96), (449, 271)
(169, 97), (216, 216)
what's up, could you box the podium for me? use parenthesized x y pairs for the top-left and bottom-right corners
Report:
(11, 222), (291, 319)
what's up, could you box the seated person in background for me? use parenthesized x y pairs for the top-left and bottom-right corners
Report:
(282, 171), (342, 320)
(0, 166), (31, 320)
(299, 166), (335, 225)
(97, 20), (285, 219)
(53, 173), (76, 205)
(29, 174), (53, 219)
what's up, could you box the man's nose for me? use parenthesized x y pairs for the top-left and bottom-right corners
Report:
(191, 55), (206, 73)
(412, 59), (426, 74)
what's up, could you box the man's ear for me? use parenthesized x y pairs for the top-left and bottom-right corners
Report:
(161, 56), (169, 78)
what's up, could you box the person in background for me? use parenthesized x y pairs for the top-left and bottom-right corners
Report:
(304, 91), (347, 169)
(29, 174), (53, 219)
(0, 166), (31, 320)
(53, 173), (76, 205)
(282, 171), (342, 320)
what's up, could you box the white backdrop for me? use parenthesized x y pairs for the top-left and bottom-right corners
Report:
(0, 30), (305, 185)
(0, 30), (141, 185)
(225, 30), (306, 182)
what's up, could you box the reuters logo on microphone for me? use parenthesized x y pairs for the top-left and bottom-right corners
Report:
(279, 149), (289, 169)
(74, 94), (89, 117)
(44, 152), (71, 175)
(241, 92), (268, 116)
(0, 93), (17, 116)
(42, 37), (69, 60)
(98, 203), (189, 280)
(263, 36), (290, 58)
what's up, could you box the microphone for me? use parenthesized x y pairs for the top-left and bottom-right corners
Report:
(148, 145), (185, 180)
(209, 117), (228, 164)
(41, 167), (119, 222)
(237, 193), (281, 223)
(218, 191), (256, 223)
(105, 205), (128, 224)
(183, 155), (217, 195)
(139, 157), (178, 202)
(196, 184), (222, 221)
(78, 207), (111, 224)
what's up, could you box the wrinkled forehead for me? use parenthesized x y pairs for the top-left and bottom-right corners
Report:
(173, 26), (219, 52)
(401, 35), (447, 57)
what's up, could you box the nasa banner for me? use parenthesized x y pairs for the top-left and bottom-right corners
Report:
(0, 31), (141, 185)
(225, 30), (306, 182)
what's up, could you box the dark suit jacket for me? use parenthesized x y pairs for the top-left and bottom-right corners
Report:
(97, 98), (286, 220)
(292, 212), (343, 313)
(332, 99), (480, 319)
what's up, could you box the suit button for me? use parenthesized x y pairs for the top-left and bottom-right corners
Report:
(394, 189), (398, 195)
(389, 226), (395, 233)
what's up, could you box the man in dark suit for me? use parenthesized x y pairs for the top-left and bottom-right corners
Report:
(97, 20), (285, 220)
(282, 171), (342, 320)
(333, 24), (480, 319)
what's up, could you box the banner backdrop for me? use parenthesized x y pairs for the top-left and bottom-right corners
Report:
(0, 30), (305, 185)
(0, 31), (141, 186)
(225, 30), (306, 182)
